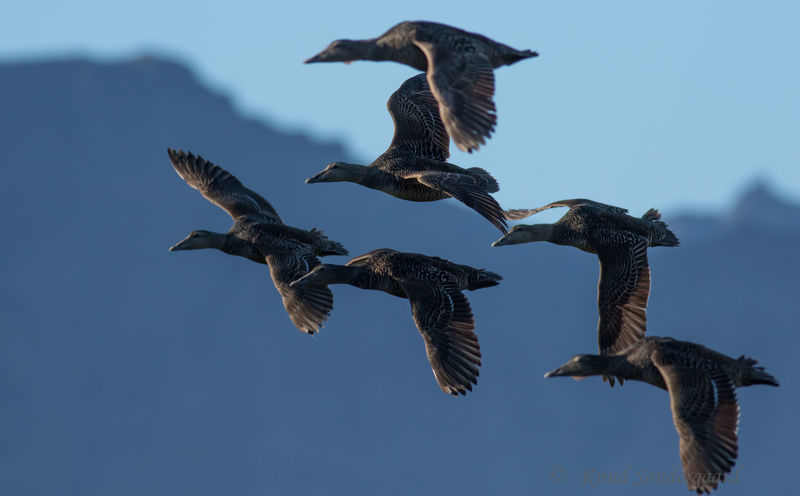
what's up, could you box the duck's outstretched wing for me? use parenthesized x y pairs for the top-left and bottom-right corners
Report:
(413, 39), (496, 153)
(168, 148), (282, 223)
(652, 350), (739, 495)
(410, 171), (508, 233)
(596, 238), (651, 385)
(504, 199), (628, 220)
(397, 281), (481, 396)
(266, 249), (333, 335)
(386, 73), (450, 161)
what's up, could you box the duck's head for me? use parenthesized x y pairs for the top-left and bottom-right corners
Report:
(305, 162), (366, 184)
(169, 230), (217, 251)
(544, 354), (605, 380)
(491, 224), (553, 247)
(291, 264), (353, 287)
(304, 39), (367, 64)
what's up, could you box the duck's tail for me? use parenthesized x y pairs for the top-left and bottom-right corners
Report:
(504, 49), (539, 66)
(309, 228), (348, 256)
(642, 208), (662, 221)
(642, 209), (680, 247)
(737, 356), (779, 387)
(656, 227), (680, 247)
(468, 269), (502, 290)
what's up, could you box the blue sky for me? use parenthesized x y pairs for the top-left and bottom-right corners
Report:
(2, 0), (798, 214)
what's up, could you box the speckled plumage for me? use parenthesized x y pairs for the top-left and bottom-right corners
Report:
(305, 21), (538, 152)
(306, 74), (507, 232)
(291, 249), (502, 396)
(545, 337), (779, 494)
(168, 148), (347, 335)
(496, 199), (680, 381)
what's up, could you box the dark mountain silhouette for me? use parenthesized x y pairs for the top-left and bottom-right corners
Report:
(0, 56), (793, 495)
(669, 180), (800, 244)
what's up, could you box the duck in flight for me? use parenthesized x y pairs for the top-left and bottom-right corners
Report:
(290, 248), (501, 396)
(305, 21), (537, 153)
(545, 336), (779, 494)
(167, 148), (347, 335)
(493, 199), (679, 383)
(305, 73), (508, 233)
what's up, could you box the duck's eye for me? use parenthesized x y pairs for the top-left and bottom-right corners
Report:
(331, 164), (338, 169)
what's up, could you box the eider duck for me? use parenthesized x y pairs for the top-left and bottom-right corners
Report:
(167, 148), (347, 335)
(493, 199), (679, 383)
(290, 248), (501, 395)
(545, 336), (779, 494)
(305, 21), (537, 152)
(306, 73), (508, 232)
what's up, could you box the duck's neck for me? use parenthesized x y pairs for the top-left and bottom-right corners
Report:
(208, 232), (234, 251)
(173, 231), (266, 263)
(207, 233), (264, 262)
(316, 264), (367, 287)
(354, 39), (392, 61)
(222, 236), (266, 264)
(175, 231), (228, 251)
(196, 232), (241, 253)
(521, 223), (557, 243)
(345, 164), (389, 190)
(595, 355), (639, 379)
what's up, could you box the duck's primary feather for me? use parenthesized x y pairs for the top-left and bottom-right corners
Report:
(596, 238), (651, 356)
(266, 248), (334, 335)
(386, 72), (450, 161)
(651, 348), (740, 494)
(412, 37), (497, 153)
(168, 148), (282, 223)
(399, 280), (481, 395)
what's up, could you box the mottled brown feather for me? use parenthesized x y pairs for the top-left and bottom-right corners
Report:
(399, 281), (481, 396)
(412, 172), (508, 233)
(267, 250), (334, 335)
(168, 148), (282, 223)
(414, 40), (497, 153)
(387, 73), (450, 161)
(652, 350), (740, 494)
(505, 199), (628, 220)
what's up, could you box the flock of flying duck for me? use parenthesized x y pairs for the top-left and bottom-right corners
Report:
(168, 21), (778, 494)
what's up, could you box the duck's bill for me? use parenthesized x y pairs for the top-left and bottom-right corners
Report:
(305, 169), (328, 184)
(169, 235), (192, 251)
(303, 54), (353, 65)
(289, 272), (315, 287)
(543, 362), (579, 378)
(543, 368), (562, 378)
(491, 234), (511, 247)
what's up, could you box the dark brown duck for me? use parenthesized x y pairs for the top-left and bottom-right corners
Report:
(290, 248), (502, 396)
(167, 148), (347, 335)
(306, 73), (508, 233)
(493, 199), (679, 383)
(305, 21), (537, 152)
(545, 336), (779, 494)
